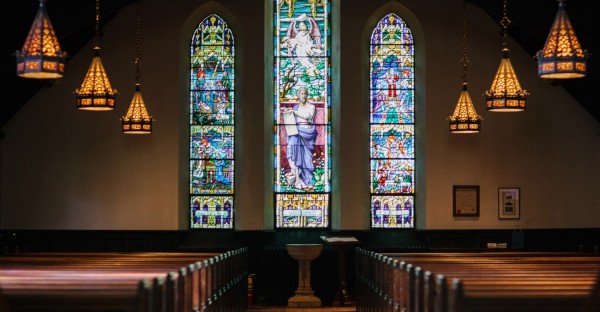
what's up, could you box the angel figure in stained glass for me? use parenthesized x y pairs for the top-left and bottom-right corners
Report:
(282, 13), (323, 76)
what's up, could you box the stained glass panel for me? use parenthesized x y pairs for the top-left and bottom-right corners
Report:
(274, 0), (331, 228)
(370, 124), (414, 159)
(370, 13), (415, 228)
(191, 195), (233, 229)
(276, 193), (329, 228)
(190, 14), (235, 229)
(370, 195), (414, 228)
(370, 159), (414, 194)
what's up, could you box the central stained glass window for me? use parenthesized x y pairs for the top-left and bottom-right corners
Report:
(274, 0), (331, 228)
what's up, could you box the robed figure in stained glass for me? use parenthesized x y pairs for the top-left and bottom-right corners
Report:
(282, 87), (317, 190)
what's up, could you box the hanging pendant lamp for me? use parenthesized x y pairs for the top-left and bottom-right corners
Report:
(536, 0), (589, 79)
(485, 0), (528, 112)
(74, 0), (118, 110)
(449, 2), (481, 133)
(121, 6), (153, 134)
(16, 0), (67, 79)
(450, 82), (481, 133)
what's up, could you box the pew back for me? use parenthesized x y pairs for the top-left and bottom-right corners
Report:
(355, 249), (600, 312)
(0, 248), (248, 312)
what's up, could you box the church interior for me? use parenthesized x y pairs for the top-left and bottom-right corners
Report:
(1, 0), (599, 310)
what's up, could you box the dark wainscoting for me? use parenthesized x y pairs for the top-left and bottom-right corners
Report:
(1, 228), (599, 305)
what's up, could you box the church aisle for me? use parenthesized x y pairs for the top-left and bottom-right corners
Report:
(248, 305), (356, 311)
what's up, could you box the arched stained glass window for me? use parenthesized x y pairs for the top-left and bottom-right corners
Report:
(274, 0), (331, 228)
(189, 14), (235, 229)
(370, 13), (415, 228)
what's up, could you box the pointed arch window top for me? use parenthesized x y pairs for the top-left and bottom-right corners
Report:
(371, 13), (414, 46)
(192, 14), (235, 46)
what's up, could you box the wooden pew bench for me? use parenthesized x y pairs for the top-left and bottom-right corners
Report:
(0, 249), (248, 312)
(0, 278), (154, 312)
(355, 249), (600, 312)
(393, 253), (600, 312)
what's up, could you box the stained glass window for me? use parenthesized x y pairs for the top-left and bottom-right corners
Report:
(274, 0), (331, 228)
(190, 14), (235, 229)
(370, 13), (415, 228)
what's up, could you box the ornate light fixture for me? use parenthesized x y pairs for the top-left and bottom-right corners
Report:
(74, 0), (118, 110)
(449, 2), (481, 134)
(121, 9), (153, 134)
(15, 0), (67, 79)
(536, 0), (589, 79)
(485, 0), (528, 112)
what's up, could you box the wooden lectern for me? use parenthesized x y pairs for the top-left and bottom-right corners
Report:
(321, 236), (360, 306)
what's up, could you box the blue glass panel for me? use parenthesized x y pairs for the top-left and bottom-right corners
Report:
(190, 159), (234, 195)
(370, 124), (414, 159)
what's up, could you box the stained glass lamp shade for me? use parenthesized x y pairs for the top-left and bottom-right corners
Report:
(485, 48), (528, 112)
(536, 0), (588, 79)
(75, 46), (117, 110)
(16, 0), (67, 79)
(449, 82), (481, 133)
(122, 83), (152, 134)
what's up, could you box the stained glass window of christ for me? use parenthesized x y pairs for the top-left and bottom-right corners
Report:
(370, 13), (415, 228)
(274, 0), (331, 228)
(189, 14), (235, 229)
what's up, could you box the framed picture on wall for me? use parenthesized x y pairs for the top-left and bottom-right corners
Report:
(498, 188), (520, 219)
(453, 185), (480, 217)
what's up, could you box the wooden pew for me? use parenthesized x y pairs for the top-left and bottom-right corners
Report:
(0, 248), (248, 312)
(1, 275), (155, 312)
(355, 248), (600, 312)
(401, 256), (600, 311)
(0, 251), (219, 312)
(419, 256), (598, 312)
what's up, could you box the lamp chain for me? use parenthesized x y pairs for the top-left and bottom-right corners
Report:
(95, 0), (100, 43)
(500, 0), (511, 48)
(460, 0), (469, 83)
(135, 7), (141, 83)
